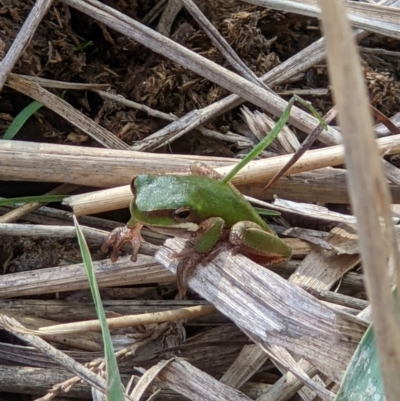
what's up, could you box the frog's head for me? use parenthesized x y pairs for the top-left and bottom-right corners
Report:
(128, 174), (200, 232)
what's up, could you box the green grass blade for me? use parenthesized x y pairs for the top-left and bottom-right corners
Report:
(222, 96), (327, 183)
(73, 216), (124, 401)
(253, 207), (281, 217)
(77, 40), (94, 52)
(3, 101), (43, 140)
(336, 289), (400, 401)
(0, 195), (67, 206)
(335, 325), (384, 401)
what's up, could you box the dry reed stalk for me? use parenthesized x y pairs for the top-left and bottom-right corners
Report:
(38, 305), (216, 334)
(157, 238), (367, 386)
(3, 133), (400, 189)
(62, 0), (343, 145)
(0, 139), (232, 186)
(0, 317), (112, 398)
(0, 255), (173, 299)
(61, 134), (400, 215)
(6, 75), (130, 150)
(318, 0), (400, 399)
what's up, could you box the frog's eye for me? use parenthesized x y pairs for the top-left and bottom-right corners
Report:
(173, 206), (194, 222)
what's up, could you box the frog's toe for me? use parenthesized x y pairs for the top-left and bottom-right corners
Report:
(102, 224), (143, 263)
(176, 261), (190, 297)
(175, 252), (204, 296)
(176, 276), (187, 298)
(110, 246), (121, 263)
(101, 228), (119, 253)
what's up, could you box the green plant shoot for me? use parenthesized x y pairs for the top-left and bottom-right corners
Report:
(222, 95), (328, 183)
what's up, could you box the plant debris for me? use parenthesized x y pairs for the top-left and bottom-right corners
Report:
(1, 0), (400, 400)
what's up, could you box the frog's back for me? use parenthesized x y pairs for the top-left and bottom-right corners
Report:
(135, 174), (266, 229)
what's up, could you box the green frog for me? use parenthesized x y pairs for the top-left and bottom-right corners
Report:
(102, 163), (291, 295)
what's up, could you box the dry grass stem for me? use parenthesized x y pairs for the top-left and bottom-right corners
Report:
(39, 305), (216, 334)
(1, 0), (400, 398)
(66, 167), (400, 216)
(0, 298), (215, 321)
(6, 75), (130, 150)
(131, 0), (398, 151)
(2, 312), (102, 351)
(156, 0), (181, 36)
(12, 73), (110, 90)
(181, 0), (268, 90)
(258, 359), (319, 401)
(0, 0), (54, 90)
(0, 255), (174, 298)
(0, 203), (123, 231)
(318, 0), (400, 399)
(94, 90), (177, 121)
(240, 107), (300, 154)
(62, 0), (343, 145)
(154, 357), (253, 401)
(220, 344), (268, 388)
(0, 316), (111, 398)
(130, 359), (173, 400)
(216, 134), (400, 185)
(0, 223), (110, 244)
(0, 139), (233, 187)
(156, 238), (367, 383)
(4, 133), (400, 188)
(244, 0), (400, 39)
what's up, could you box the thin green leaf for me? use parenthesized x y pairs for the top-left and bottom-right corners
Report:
(3, 101), (43, 140)
(73, 216), (124, 401)
(222, 95), (327, 183)
(254, 207), (281, 217)
(336, 289), (400, 400)
(75, 40), (94, 52)
(0, 195), (67, 206)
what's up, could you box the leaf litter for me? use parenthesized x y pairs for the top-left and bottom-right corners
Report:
(0, 0), (400, 400)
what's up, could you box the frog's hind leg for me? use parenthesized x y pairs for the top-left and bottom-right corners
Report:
(229, 221), (292, 265)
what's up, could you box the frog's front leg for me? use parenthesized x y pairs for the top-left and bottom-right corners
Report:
(101, 222), (144, 263)
(229, 221), (292, 265)
(170, 217), (226, 296)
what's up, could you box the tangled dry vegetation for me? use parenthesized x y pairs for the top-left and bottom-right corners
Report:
(0, 0), (400, 400)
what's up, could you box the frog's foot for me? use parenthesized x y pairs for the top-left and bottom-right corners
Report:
(101, 223), (144, 263)
(175, 252), (203, 297)
(168, 246), (197, 260)
(173, 242), (231, 297)
(198, 241), (231, 263)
